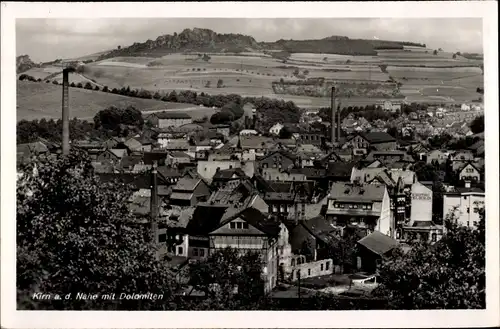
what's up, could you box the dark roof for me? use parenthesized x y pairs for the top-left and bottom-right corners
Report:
(259, 149), (297, 162)
(326, 161), (356, 177)
(360, 132), (396, 144)
(120, 155), (143, 169)
(290, 168), (326, 179)
(150, 111), (192, 120)
(357, 231), (398, 256)
(329, 182), (386, 202)
(213, 168), (247, 180)
(186, 204), (229, 235)
(213, 207), (281, 236)
(157, 166), (182, 179)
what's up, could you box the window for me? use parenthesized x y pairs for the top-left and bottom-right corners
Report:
(308, 269), (311, 276)
(230, 222), (236, 229)
(178, 246), (183, 255)
(353, 204), (358, 209)
(431, 233), (437, 242)
(320, 264), (324, 271)
(200, 249), (205, 257)
(464, 196), (468, 200)
(326, 262), (330, 271)
(236, 222), (243, 229)
(467, 221), (470, 227)
(348, 204), (353, 209)
(291, 259), (296, 267)
(193, 248), (199, 256)
(159, 234), (166, 243)
(367, 204), (372, 210)
(243, 222), (249, 229)
(467, 207), (470, 214)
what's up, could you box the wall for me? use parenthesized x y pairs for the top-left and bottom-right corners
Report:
(262, 168), (306, 182)
(459, 165), (481, 181)
(259, 152), (295, 170)
(158, 118), (192, 128)
(290, 259), (334, 281)
(372, 141), (398, 151)
(443, 193), (485, 228)
(377, 188), (392, 237)
(410, 182), (433, 223)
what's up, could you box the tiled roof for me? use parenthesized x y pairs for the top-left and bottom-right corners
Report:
(239, 136), (275, 149)
(329, 182), (386, 202)
(357, 231), (398, 256)
(213, 168), (247, 180)
(327, 161), (356, 177)
(120, 155), (143, 169)
(214, 207), (281, 237)
(124, 138), (143, 151)
(143, 152), (169, 165)
(170, 192), (194, 200)
(157, 166), (182, 179)
(187, 203), (230, 235)
(109, 149), (127, 158)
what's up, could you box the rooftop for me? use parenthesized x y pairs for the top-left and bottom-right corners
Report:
(357, 231), (398, 256)
(329, 182), (386, 202)
(151, 111), (192, 120)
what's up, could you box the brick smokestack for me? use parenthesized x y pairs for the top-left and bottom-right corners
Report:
(150, 161), (159, 243)
(330, 86), (336, 144)
(337, 100), (342, 143)
(62, 68), (70, 155)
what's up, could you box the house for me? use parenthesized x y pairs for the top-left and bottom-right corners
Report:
(269, 122), (284, 136)
(208, 206), (282, 293)
(169, 177), (211, 207)
(157, 136), (190, 151)
(124, 137), (149, 153)
(96, 148), (127, 163)
(450, 150), (475, 162)
(211, 124), (231, 138)
(299, 132), (324, 147)
(17, 141), (50, 162)
(258, 150), (297, 171)
(458, 162), (482, 182)
(166, 151), (192, 168)
(326, 182), (392, 238)
(426, 149), (449, 165)
(211, 168), (248, 188)
(342, 132), (397, 153)
(239, 129), (258, 136)
(261, 168), (307, 182)
(443, 183), (485, 228)
(146, 111), (192, 128)
(163, 206), (196, 258)
(363, 150), (415, 167)
(356, 231), (398, 274)
(238, 136), (276, 156)
(197, 160), (255, 184)
(382, 100), (402, 112)
(326, 161), (356, 183)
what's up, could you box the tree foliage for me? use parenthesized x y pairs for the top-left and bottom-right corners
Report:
(93, 105), (144, 133)
(373, 208), (485, 309)
(17, 118), (97, 144)
(182, 248), (265, 310)
(17, 151), (175, 310)
(469, 115), (484, 134)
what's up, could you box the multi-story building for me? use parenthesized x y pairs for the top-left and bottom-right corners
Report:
(326, 182), (392, 238)
(443, 182), (485, 228)
(208, 207), (282, 293)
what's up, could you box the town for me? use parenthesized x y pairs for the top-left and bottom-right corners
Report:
(14, 19), (486, 312)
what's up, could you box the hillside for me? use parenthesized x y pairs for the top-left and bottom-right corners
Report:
(16, 81), (216, 122)
(17, 55), (39, 73)
(97, 28), (427, 59)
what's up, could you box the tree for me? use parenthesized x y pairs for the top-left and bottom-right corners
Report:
(202, 54), (211, 62)
(373, 208), (485, 309)
(386, 126), (399, 139)
(210, 111), (234, 124)
(94, 85), (100, 91)
(76, 83), (83, 88)
(93, 106), (144, 133)
(70, 82), (76, 88)
(433, 50), (438, 55)
(217, 79), (224, 88)
(205, 81), (211, 88)
(469, 115), (484, 134)
(52, 80), (59, 85)
(452, 53), (457, 59)
(102, 86), (109, 93)
(84, 82), (93, 90)
(278, 126), (292, 139)
(184, 247), (265, 310)
(17, 151), (175, 310)
(293, 68), (300, 76)
(303, 70), (309, 76)
(153, 91), (162, 100)
(117, 45), (121, 50)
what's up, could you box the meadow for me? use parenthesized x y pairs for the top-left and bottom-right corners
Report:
(16, 81), (216, 122)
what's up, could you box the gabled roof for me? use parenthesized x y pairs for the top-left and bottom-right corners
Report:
(120, 155), (143, 169)
(211, 207), (281, 237)
(259, 149), (297, 162)
(17, 141), (50, 155)
(150, 111), (191, 120)
(124, 138), (143, 151)
(459, 161), (482, 174)
(157, 166), (183, 179)
(357, 231), (398, 256)
(239, 136), (275, 150)
(143, 151), (169, 165)
(187, 203), (229, 236)
(360, 132), (396, 144)
(109, 148), (127, 159)
(301, 215), (339, 246)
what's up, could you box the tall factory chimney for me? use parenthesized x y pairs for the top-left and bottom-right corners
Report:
(330, 86), (336, 144)
(62, 68), (71, 155)
(337, 100), (342, 143)
(150, 161), (159, 244)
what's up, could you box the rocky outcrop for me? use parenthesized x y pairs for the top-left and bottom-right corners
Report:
(272, 79), (402, 98)
(16, 55), (38, 73)
(98, 28), (260, 60)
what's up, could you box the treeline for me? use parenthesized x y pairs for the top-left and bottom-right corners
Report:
(17, 118), (100, 144)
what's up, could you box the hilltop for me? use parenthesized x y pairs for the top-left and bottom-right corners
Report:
(17, 55), (39, 73)
(98, 28), (427, 60)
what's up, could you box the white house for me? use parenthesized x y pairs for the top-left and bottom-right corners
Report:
(269, 123), (284, 136)
(443, 183), (485, 228)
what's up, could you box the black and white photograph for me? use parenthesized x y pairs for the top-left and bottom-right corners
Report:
(1, 2), (499, 328)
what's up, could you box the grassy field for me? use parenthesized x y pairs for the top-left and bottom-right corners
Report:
(16, 81), (217, 122)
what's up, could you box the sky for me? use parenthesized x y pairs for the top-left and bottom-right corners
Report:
(16, 18), (483, 63)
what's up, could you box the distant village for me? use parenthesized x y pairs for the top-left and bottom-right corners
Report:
(17, 97), (485, 300)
